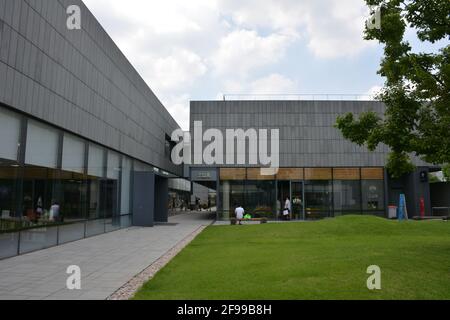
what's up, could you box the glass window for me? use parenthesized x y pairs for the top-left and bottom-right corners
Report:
(246, 180), (276, 219)
(86, 219), (105, 237)
(333, 180), (361, 213)
(87, 144), (104, 220)
(25, 120), (59, 168)
(291, 182), (304, 220)
(0, 160), (19, 227)
(219, 180), (245, 220)
(88, 144), (104, 178)
(19, 227), (58, 254)
(58, 222), (85, 244)
(0, 232), (20, 259)
(107, 151), (120, 180)
(168, 178), (191, 215)
(120, 157), (132, 215)
(60, 171), (87, 222)
(62, 134), (85, 173)
(304, 180), (332, 219)
(104, 151), (120, 231)
(362, 180), (385, 211)
(0, 108), (21, 161)
(277, 181), (291, 218)
(22, 166), (60, 226)
(87, 178), (100, 219)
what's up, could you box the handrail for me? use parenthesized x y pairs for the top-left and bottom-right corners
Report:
(222, 94), (380, 101)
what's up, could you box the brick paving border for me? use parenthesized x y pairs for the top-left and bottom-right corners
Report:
(107, 225), (207, 300)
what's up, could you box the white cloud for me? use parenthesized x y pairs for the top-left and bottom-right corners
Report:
(163, 94), (191, 131)
(222, 73), (297, 98)
(145, 49), (207, 92)
(219, 0), (376, 59)
(249, 74), (297, 94)
(211, 30), (293, 77)
(305, 1), (375, 59)
(82, 0), (380, 129)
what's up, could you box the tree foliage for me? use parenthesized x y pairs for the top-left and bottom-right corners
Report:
(336, 0), (450, 178)
(443, 163), (450, 181)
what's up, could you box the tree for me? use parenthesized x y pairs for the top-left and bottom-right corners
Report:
(443, 164), (450, 181)
(428, 174), (441, 183)
(336, 0), (450, 178)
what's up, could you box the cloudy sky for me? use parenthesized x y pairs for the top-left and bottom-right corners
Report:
(82, 0), (389, 130)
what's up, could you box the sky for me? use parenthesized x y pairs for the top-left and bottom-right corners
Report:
(81, 0), (412, 130)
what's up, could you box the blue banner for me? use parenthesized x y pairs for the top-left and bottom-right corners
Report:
(398, 194), (406, 220)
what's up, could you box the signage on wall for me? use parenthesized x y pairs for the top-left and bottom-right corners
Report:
(191, 168), (218, 181)
(196, 171), (212, 180)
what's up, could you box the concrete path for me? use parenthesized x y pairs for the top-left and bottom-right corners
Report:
(0, 212), (213, 300)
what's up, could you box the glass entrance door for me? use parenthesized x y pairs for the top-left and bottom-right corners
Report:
(291, 181), (304, 220)
(277, 181), (304, 220)
(277, 181), (290, 220)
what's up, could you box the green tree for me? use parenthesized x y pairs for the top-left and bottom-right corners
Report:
(443, 163), (450, 181)
(336, 0), (450, 178)
(428, 174), (441, 183)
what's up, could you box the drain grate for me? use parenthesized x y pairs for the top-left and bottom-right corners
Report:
(154, 222), (179, 226)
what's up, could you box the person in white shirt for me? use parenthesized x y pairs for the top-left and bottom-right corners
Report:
(284, 197), (292, 220)
(49, 200), (60, 222)
(235, 205), (245, 225)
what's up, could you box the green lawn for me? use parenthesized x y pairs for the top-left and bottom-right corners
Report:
(133, 216), (450, 300)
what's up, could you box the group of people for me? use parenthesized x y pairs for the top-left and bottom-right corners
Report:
(29, 197), (61, 223)
(234, 197), (292, 225)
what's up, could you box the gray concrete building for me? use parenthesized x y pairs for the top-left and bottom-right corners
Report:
(0, 0), (184, 259)
(0, 0), (444, 260)
(189, 100), (436, 221)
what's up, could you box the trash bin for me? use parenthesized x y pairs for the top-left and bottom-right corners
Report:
(388, 206), (398, 219)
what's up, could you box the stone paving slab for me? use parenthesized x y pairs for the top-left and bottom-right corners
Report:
(0, 213), (212, 300)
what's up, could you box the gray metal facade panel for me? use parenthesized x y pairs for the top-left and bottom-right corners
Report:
(190, 100), (428, 168)
(0, 0), (181, 176)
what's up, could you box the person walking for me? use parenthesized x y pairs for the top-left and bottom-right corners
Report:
(283, 197), (291, 221)
(235, 205), (245, 225)
(49, 200), (60, 222)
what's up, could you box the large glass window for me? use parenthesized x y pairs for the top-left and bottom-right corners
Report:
(304, 180), (332, 219)
(0, 109), (21, 230)
(23, 122), (61, 228)
(0, 160), (20, 227)
(88, 144), (104, 178)
(291, 182), (304, 220)
(246, 180), (276, 219)
(277, 180), (291, 219)
(219, 180), (245, 220)
(22, 166), (60, 226)
(168, 178), (191, 215)
(0, 108), (21, 161)
(60, 134), (87, 223)
(105, 151), (120, 231)
(25, 120), (59, 168)
(362, 180), (385, 214)
(0, 106), (144, 257)
(60, 171), (87, 222)
(62, 134), (85, 174)
(87, 144), (104, 220)
(333, 180), (361, 213)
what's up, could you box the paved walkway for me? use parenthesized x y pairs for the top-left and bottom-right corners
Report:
(0, 212), (213, 300)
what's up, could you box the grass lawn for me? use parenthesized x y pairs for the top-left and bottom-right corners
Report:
(133, 216), (450, 300)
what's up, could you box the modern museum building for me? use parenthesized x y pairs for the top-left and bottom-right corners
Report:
(0, 0), (442, 260)
(0, 0), (186, 259)
(189, 100), (437, 222)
